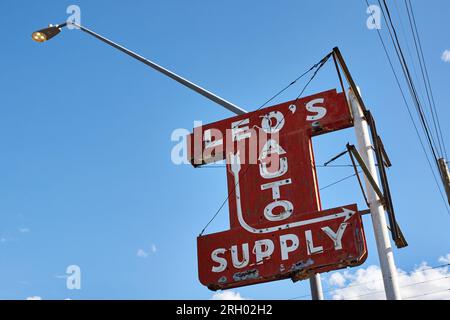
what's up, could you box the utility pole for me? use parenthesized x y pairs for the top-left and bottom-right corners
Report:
(438, 158), (450, 205)
(348, 88), (402, 300)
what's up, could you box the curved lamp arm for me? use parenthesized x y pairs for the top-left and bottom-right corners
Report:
(32, 21), (247, 115)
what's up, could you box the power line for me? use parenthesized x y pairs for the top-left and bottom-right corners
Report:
(404, 287), (450, 300)
(405, 0), (447, 160)
(198, 164), (359, 169)
(291, 278), (450, 300)
(337, 262), (450, 293)
(379, 0), (440, 166)
(379, 0), (450, 215)
(334, 263), (450, 300)
(404, 0), (446, 159)
(343, 275), (450, 300)
(289, 263), (450, 300)
(364, 0), (450, 215)
(392, 0), (425, 105)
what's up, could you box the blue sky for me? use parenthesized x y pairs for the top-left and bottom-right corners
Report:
(0, 0), (449, 299)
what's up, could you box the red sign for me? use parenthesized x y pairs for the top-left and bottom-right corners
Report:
(188, 89), (368, 290)
(198, 205), (367, 290)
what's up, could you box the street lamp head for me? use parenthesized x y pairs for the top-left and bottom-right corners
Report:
(31, 23), (66, 43)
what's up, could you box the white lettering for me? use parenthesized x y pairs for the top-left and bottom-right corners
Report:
(231, 244), (250, 269)
(261, 111), (285, 133)
(211, 248), (227, 272)
(264, 200), (293, 221)
(254, 239), (275, 264)
(280, 234), (299, 260)
(322, 223), (348, 250)
(259, 139), (286, 161)
(306, 98), (327, 121)
(305, 230), (324, 254)
(259, 157), (288, 179)
(232, 119), (252, 141)
(260, 179), (292, 200)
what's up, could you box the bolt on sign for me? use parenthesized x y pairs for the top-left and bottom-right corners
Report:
(187, 89), (368, 290)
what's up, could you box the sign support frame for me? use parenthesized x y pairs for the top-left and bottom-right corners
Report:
(347, 88), (402, 300)
(332, 47), (403, 300)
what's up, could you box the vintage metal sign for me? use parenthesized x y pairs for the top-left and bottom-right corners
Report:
(188, 89), (368, 290)
(197, 204), (366, 290)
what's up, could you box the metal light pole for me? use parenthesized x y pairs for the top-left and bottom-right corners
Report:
(32, 22), (246, 115)
(309, 275), (324, 300)
(32, 20), (325, 300)
(348, 88), (402, 300)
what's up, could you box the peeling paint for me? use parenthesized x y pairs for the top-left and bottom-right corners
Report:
(290, 258), (314, 272)
(233, 269), (259, 282)
(218, 276), (227, 284)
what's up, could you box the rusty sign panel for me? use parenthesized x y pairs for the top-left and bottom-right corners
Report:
(198, 204), (367, 290)
(188, 89), (367, 290)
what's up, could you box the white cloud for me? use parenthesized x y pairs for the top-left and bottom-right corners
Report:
(442, 50), (450, 62)
(328, 272), (347, 288)
(438, 254), (450, 264)
(211, 290), (247, 300)
(327, 254), (450, 300)
(137, 243), (157, 258)
(19, 228), (30, 233)
(136, 249), (149, 258)
(26, 296), (42, 300)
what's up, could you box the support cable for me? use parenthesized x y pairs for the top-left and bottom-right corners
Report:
(198, 53), (332, 235)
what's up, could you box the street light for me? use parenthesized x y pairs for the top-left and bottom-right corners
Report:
(31, 21), (247, 115)
(31, 23), (67, 43)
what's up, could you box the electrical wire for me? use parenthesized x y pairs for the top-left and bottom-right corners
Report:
(404, 287), (450, 300)
(403, 0), (444, 159)
(230, 53), (333, 131)
(198, 164), (360, 169)
(392, 0), (430, 133)
(405, 0), (447, 160)
(379, 0), (440, 165)
(365, 0), (450, 215)
(319, 172), (359, 191)
(289, 263), (450, 300)
(255, 63), (324, 111)
(380, 0), (450, 215)
(343, 275), (450, 300)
